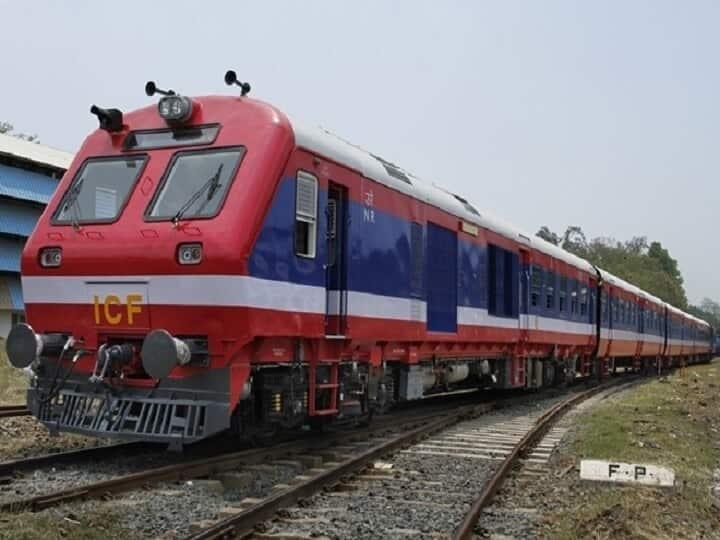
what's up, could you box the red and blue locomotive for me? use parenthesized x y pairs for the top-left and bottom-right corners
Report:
(5, 72), (713, 446)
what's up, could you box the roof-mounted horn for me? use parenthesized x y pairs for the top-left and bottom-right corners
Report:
(224, 70), (251, 96)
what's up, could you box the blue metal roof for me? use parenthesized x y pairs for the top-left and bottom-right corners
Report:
(0, 274), (23, 311)
(0, 237), (24, 272)
(0, 162), (59, 204)
(0, 199), (43, 238)
(6, 275), (23, 310)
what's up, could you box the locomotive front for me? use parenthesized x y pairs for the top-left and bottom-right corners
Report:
(4, 78), (291, 446)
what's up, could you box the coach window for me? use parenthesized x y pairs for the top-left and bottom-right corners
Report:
(294, 171), (318, 258)
(558, 275), (567, 313)
(579, 287), (588, 317)
(570, 281), (578, 315)
(545, 271), (555, 310)
(531, 265), (542, 307)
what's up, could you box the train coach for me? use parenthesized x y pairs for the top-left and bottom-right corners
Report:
(4, 73), (713, 446)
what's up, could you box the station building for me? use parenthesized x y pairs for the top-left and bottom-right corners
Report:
(0, 133), (72, 338)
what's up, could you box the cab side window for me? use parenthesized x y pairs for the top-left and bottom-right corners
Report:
(295, 171), (318, 258)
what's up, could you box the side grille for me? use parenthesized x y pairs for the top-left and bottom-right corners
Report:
(41, 392), (207, 440)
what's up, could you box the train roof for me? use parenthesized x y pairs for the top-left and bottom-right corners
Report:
(291, 118), (595, 275)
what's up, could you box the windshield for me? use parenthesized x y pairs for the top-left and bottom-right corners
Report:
(53, 155), (146, 224)
(146, 147), (245, 220)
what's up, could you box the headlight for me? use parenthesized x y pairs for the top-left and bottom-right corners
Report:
(178, 243), (202, 265)
(158, 96), (194, 123)
(39, 247), (62, 268)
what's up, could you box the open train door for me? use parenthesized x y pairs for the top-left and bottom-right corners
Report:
(325, 182), (348, 336)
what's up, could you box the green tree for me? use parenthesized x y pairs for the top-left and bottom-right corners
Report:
(647, 241), (684, 288)
(561, 226), (588, 258)
(688, 299), (720, 330)
(536, 226), (561, 246)
(0, 121), (39, 143)
(538, 226), (689, 309)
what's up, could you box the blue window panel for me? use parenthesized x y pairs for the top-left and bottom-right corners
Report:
(543, 270), (555, 317)
(0, 163), (58, 204)
(557, 275), (568, 319)
(458, 239), (484, 308)
(410, 222), (424, 298)
(347, 201), (412, 298)
(426, 223), (457, 332)
(249, 177), (326, 287)
(488, 245), (505, 316)
(0, 199), (42, 237)
(520, 263), (529, 315)
(487, 245), (518, 318)
(505, 251), (519, 318)
(530, 265), (544, 315)
(0, 237), (24, 272)
(568, 279), (580, 321)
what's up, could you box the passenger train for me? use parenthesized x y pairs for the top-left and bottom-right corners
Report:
(5, 73), (713, 446)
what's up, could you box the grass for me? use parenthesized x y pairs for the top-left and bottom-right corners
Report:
(0, 342), (27, 405)
(544, 362), (720, 539)
(0, 508), (127, 540)
(0, 348), (133, 540)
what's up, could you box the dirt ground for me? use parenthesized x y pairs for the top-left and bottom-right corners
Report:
(0, 346), (102, 460)
(533, 362), (720, 539)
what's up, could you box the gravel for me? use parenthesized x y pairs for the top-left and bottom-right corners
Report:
(475, 384), (639, 539)
(259, 395), (571, 540)
(0, 416), (105, 462)
(3, 391), (579, 539)
(0, 449), (184, 505)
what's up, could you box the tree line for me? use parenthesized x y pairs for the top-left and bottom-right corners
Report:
(536, 225), (719, 330)
(0, 121), (39, 142)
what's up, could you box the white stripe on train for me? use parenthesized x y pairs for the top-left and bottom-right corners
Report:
(21, 275), (704, 346)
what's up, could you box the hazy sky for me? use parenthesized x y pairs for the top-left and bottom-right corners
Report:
(1, 1), (717, 303)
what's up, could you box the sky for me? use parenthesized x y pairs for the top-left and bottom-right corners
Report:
(1, 1), (718, 304)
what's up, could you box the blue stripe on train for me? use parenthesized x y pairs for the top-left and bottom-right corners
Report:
(250, 177), (608, 329)
(249, 177), (488, 308)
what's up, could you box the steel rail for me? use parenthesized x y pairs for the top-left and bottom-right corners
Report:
(451, 382), (617, 540)
(0, 442), (151, 478)
(0, 405), (31, 419)
(185, 402), (496, 540)
(0, 408), (468, 513)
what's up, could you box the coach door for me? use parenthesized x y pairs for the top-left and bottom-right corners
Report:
(325, 182), (348, 335)
(519, 249), (531, 337)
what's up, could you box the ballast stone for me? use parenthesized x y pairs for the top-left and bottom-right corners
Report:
(188, 479), (226, 494)
(580, 459), (675, 487)
(214, 471), (253, 490)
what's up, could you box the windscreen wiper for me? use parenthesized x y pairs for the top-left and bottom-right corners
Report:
(172, 163), (224, 225)
(63, 178), (84, 231)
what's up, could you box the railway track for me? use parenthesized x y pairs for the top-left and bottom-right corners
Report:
(183, 381), (625, 540)
(0, 404), (30, 419)
(0, 404), (479, 515)
(0, 379), (629, 539)
(0, 441), (151, 480)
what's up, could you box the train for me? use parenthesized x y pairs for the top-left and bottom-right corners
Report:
(4, 72), (713, 447)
